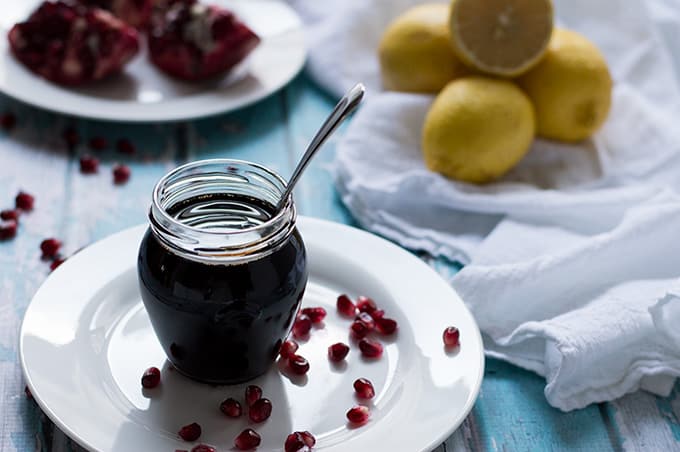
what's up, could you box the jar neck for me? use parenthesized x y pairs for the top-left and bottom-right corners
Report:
(149, 159), (295, 264)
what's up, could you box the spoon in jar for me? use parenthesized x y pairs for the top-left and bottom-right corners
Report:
(275, 83), (365, 212)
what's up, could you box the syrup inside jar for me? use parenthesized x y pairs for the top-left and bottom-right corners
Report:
(137, 160), (307, 384)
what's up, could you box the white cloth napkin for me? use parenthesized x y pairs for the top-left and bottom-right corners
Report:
(288, 0), (680, 411)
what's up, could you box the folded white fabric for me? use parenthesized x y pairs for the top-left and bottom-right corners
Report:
(288, 0), (680, 410)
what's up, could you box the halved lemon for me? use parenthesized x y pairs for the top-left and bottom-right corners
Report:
(449, 0), (554, 77)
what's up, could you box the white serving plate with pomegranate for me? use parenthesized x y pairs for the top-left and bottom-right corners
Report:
(20, 217), (484, 452)
(0, 0), (305, 122)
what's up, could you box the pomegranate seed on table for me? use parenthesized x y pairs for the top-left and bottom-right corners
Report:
(353, 378), (375, 399)
(328, 342), (350, 362)
(350, 320), (370, 339)
(62, 127), (79, 148)
(113, 164), (131, 184)
(284, 431), (316, 452)
(288, 354), (310, 375)
(355, 312), (375, 330)
(220, 398), (242, 417)
(301, 306), (327, 323)
(0, 209), (19, 221)
(336, 294), (357, 317)
(191, 446), (215, 452)
(141, 366), (161, 388)
(79, 155), (99, 174)
(443, 326), (460, 347)
(1, 113), (16, 131)
(116, 138), (136, 155)
(234, 428), (261, 450)
(249, 398), (272, 423)
(15, 191), (34, 211)
(279, 339), (299, 359)
(358, 338), (383, 358)
(245, 385), (262, 407)
(292, 314), (312, 338)
(356, 296), (377, 314)
(376, 317), (398, 335)
(50, 257), (66, 271)
(88, 136), (108, 151)
(0, 220), (17, 241)
(178, 422), (201, 442)
(346, 405), (370, 425)
(369, 309), (385, 320)
(40, 238), (62, 258)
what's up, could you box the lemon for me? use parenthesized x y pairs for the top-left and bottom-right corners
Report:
(378, 3), (469, 93)
(517, 28), (612, 142)
(448, 0), (553, 77)
(422, 76), (535, 183)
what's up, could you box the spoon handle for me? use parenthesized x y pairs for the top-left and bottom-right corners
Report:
(276, 83), (365, 211)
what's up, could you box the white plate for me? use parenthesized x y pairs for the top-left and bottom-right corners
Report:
(20, 218), (483, 452)
(0, 0), (305, 122)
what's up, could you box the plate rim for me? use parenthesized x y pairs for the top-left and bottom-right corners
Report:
(20, 217), (484, 452)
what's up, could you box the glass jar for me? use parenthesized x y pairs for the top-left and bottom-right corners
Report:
(137, 159), (308, 384)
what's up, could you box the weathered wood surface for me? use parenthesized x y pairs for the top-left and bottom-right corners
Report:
(1, 74), (679, 451)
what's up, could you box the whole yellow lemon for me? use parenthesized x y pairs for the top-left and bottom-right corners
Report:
(379, 3), (469, 93)
(517, 28), (613, 142)
(422, 76), (535, 183)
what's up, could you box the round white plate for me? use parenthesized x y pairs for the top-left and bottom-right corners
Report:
(0, 0), (305, 122)
(21, 218), (483, 452)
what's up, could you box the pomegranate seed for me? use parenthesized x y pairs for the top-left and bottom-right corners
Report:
(299, 431), (315, 448)
(350, 320), (370, 339)
(116, 138), (136, 155)
(79, 155), (99, 174)
(356, 312), (375, 330)
(346, 405), (370, 425)
(219, 398), (242, 417)
(376, 317), (398, 335)
(24, 386), (32, 399)
(113, 164), (131, 184)
(0, 209), (19, 221)
(284, 431), (315, 452)
(370, 309), (385, 320)
(178, 422), (201, 442)
(336, 294), (357, 317)
(288, 354), (310, 375)
(443, 326), (460, 347)
(301, 306), (327, 323)
(88, 136), (108, 151)
(0, 220), (17, 241)
(245, 385), (262, 407)
(40, 238), (62, 258)
(328, 342), (350, 362)
(234, 428), (261, 450)
(279, 339), (299, 359)
(15, 191), (34, 211)
(62, 127), (79, 147)
(353, 378), (375, 399)
(50, 257), (66, 271)
(249, 397), (272, 423)
(1, 113), (16, 131)
(141, 366), (161, 388)
(358, 338), (383, 358)
(292, 314), (312, 338)
(191, 446), (215, 452)
(356, 296), (377, 313)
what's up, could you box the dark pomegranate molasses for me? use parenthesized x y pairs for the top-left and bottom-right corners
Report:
(138, 160), (307, 384)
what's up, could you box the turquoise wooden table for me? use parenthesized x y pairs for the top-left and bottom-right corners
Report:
(1, 74), (679, 451)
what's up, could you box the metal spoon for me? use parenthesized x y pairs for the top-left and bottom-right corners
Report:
(275, 83), (365, 212)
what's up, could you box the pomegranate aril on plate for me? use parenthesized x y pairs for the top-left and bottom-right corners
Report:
(116, 138), (136, 155)
(358, 338), (383, 358)
(1, 209), (19, 221)
(355, 312), (375, 330)
(336, 294), (357, 317)
(353, 378), (375, 399)
(88, 136), (108, 151)
(328, 342), (350, 362)
(292, 314), (312, 338)
(40, 238), (62, 258)
(346, 405), (370, 425)
(301, 306), (327, 323)
(76, 0), (154, 29)
(219, 397), (242, 418)
(141, 366), (160, 388)
(369, 309), (385, 320)
(245, 384), (262, 407)
(79, 155), (99, 174)
(178, 422), (201, 441)
(443, 326), (460, 347)
(0, 220), (17, 241)
(191, 446), (216, 452)
(356, 296), (378, 313)
(288, 354), (310, 375)
(376, 317), (398, 335)
(279, 339), (299, 359)
(284, 431), (316, 452)
(113, 164), (131, 184)
(234, 428), (261, 450)
(350, 320), (370, 339)
(248, 397), (272, 423)
(15, 191), (34, 211)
